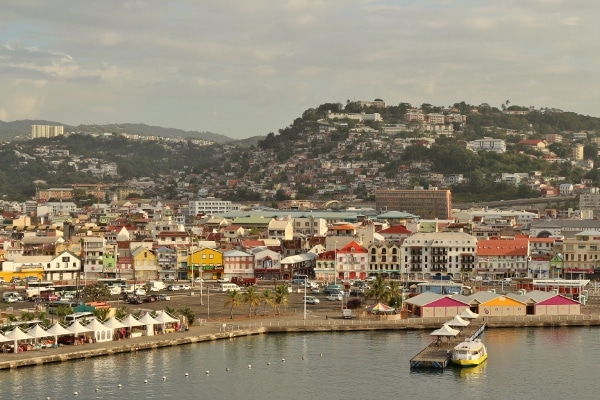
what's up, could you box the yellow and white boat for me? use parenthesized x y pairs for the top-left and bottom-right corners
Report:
(452, 338), (488, 367)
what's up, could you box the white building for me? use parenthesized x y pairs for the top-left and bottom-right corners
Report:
(467, 138), (507, 153)
(189, 198), (241, 215)
(31, 125), (64, 139)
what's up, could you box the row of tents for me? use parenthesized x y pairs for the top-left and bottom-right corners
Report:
(0, 311), (180, 353)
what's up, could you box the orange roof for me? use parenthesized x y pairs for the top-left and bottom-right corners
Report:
(477, 237), (529, 256)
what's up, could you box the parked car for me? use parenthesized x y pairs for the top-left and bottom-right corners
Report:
(0, 278), (5, 284)
(157, 294), (171, 301)
(326, 293), (343, 301)
(181, 285), (191, 290)
(143, 295), (158, 303)
(134, 288), (146, 296)
(303, 296), (320, 304)
(193, 277), (204, 283)
(127, 296), (143, 304)
(167, 284), (182, 291)
(311, 287), (320, 294)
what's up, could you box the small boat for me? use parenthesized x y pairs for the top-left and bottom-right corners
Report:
(452, 338), (488, 367)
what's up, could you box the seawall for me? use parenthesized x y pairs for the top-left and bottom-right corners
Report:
(1, 314), (599, 370)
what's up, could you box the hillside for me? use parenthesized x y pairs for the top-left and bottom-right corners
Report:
(0, 120), (235, 143)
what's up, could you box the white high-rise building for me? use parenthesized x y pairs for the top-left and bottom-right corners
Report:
(31, 125), (64, 139)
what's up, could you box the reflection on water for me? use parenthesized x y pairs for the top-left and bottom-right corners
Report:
(1, 328), (599, 399)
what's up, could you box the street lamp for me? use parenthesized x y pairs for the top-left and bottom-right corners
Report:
(207, 285), (210, 320)
(303, 274), (307, 320)
(334, 241), (338, 285)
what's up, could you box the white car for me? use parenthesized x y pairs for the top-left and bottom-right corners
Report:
(167, 284), (183, 291)
(326, 293), (343, 301)
(134, 288), (146, 296)
(181, 285), (191, 290)
(304, 296), (320, 304)
(193, 277), (204, 283)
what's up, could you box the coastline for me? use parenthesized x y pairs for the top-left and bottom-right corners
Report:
(1, 312), (599, 370)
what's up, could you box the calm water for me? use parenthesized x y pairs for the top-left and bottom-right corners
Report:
(1, 326), (598, 399)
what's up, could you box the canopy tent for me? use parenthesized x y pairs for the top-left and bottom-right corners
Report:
(137, 313), (160, 336)
(4, 327), (35, 352)
(26, 324), (51, 339)
(46, 322), (72, 344)
(444, 315), (470, 327)
(365, 302), (395, 314)
(460, 308), (479, 319)
(153, 311), (180, 324)
(67, 320), (94, 336)
(85, 319), (113, 342)
(102, 317), (127, 330)
(430, 324), (460, 348)
(153, 311), (181, 333)
(430, 324), (460, 337)
(120, 314), (145, 328)
(0, 332), (12, 344)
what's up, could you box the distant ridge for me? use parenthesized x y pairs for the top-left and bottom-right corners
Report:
(0, 120), (235, 143)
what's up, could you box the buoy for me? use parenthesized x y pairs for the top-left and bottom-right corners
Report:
(267, 362), (270, 365)
(74, 392), (78, 396)
(320, 353), (323, 357)
(95, 388), (99, 392)
(118, 384), (122, 388)
(185, 373), (189, 377)
(205, 371), (209, 375)
(163, 376), (167, 381)
(144, 380), (148, 384)
(226, 368), (229, 371)
(282, 358), (285, 362)
(248, 364), (252, 369)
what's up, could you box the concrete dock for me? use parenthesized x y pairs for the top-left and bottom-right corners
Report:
(409, 321), (486, 370)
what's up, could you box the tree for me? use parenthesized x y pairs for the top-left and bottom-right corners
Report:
(261, 289), (273, 315)
(386, 280), (403, 308)
(364, 276), (388, 303)
(93, 308), (110, 322)
(273, 285), (289, 315)
(114, 307), (129, 320)
(178, 307), (196, 327)
(55, 305), (74, 322)
(241, 287), (262, 317)
(81, 283), (111, 303)
(224, 290), (242, 319)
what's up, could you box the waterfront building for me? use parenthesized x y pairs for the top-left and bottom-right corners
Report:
(562, 230), (600, 278)
(223, 249), (254, 281)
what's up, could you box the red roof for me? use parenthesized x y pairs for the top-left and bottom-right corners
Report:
(338, 241), (367, 254)
(477, 237), (529, 256)
(379, 225), (412, 235)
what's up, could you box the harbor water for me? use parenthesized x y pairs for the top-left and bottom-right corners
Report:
(1, 326), (598, 399)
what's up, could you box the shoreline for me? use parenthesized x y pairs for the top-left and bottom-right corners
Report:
(1, 313), (599, 370)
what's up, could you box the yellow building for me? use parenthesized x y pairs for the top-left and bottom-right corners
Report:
(188, 248), (224, 281)
(132, 246), (158, 282)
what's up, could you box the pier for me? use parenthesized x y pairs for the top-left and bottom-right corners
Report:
(409, 321), (486, 370)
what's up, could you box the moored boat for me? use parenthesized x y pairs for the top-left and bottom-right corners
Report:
(451, 338), (488, 367)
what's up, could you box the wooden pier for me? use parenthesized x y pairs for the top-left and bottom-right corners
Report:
(409, 321), (486, 370)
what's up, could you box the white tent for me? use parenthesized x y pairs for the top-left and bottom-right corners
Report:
(5, 327), (35, 351)
(444, 315), (470, 327)
(430, 324), (460, 337)
(153, 311), (180, 333)
(137, 313), (160, 336)
(26, 324), (51, 339)
(102, 317), (127, 330)
(46, 322), (72, 344)
(460, 308), (479, 319)
(85, 319), (113, 342)
(120, 314), (145, 328)
(67, 320), (94, 336)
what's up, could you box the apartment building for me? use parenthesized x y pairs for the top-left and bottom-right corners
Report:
(401, 231), (477, 280)
(188, 198), (241, 216)
(476, 237), (530, 280)
(31, 125), (64, 139)
(375, 188), (452, 219)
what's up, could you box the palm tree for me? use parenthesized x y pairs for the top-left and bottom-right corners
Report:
(55, 305), (73, 322)
(19, 311), (35, 322)
(386, 280), (403, 308)
(241, 287), (262, 317)
(273, 284), (289, 315)
(114, 306), (129, 320)
(261, 289), (273, 315)
(178, 307), (196, 327)
(364, 276), (389, 304)
(93, 308), (110, 322)
(223, 290), (242, 319)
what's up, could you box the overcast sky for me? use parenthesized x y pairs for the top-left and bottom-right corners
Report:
(1, 1), (599, 139)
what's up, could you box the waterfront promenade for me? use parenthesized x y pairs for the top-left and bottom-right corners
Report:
(1, 312), (600, 370)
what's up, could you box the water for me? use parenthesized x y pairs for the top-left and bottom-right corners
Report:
(1, 326), (598, 399)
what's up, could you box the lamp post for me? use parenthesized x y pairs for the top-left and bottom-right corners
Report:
(303, 274), (307, 320)
(207, 285), (210, 320)
(334, 241), (338, 285)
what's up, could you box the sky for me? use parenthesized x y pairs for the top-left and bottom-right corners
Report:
(1, 1), (599, 139)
